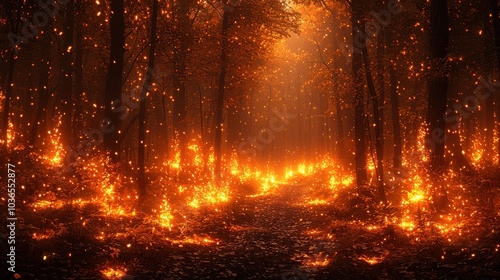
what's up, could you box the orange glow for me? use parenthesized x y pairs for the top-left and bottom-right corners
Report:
(101, 266), (127, 279)
(359, 255), (386, 265)
(166, 235), (219, 245)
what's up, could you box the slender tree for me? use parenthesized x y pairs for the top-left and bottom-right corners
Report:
(215, 5), (231, 185)
(30, 25), (52, 146)
(73, 1), (85, 140)
(351, 0), (368, 186)
(2, 1), (21, 152)
(172, 0), (194, 166)
(490, 0), (500, 164)
(361, 22), (386, 203)
(138, 0), (159, 200)
(58, 0), (75, 152)
(104, 0), (125, 162)
(389, 63), (402, 169)
(426, 0), (449, 172)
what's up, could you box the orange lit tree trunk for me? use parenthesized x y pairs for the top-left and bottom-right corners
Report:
(427, 0), (449, 172)
(104, 0), (124, 162)
(351, 1), (368, 186)
(138, 0), (159, 200)
(58, 0), (75, 154)
(215, 9), (230, 186)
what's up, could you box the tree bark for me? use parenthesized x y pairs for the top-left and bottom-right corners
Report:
(490, 0), (500, 165)
(377, 28), (385, 158)
(427, 0), (449, 172)
(138, 0), (159, 200)
(361, 22), (386, 204)
(215, 9), (230, 185)
(351, 2), (368, 186)
(73, 1), (84, 141)
(389, 64), (402, 169)
(2, 4), (20, 152)
(104, 0), (125, 162)
(58, 0), (75, 154)
(172, 0), (192, 166)
(30, 23), (52, 146)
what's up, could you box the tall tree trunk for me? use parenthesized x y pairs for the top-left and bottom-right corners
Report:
(215, 9), (230, 185)
(361, 22), (386, 204)
(104, 0), (125, 162)
(138, 0), (159, 200)
(2, 5), (20, 152)
(197, 84), (208, 170)
(30, 23), (52, 146)
(2, 52), (15, 151)
(172, 0), (191, 166)
(446, 79), (469, 169)
(335, 93), (344, 155)
(351, 2), (368, 186)
(490, 0), (500, 165)
(377, 29), (385, 158)
(59, 0), (75, 154)
(427, 0), (450, 172)
(389, 64), (402, 169)
(73, 2), (84, 140)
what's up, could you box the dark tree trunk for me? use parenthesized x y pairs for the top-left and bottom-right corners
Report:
(389, 64), (402, 169)
(2, 52), (15, 151)
(2, 5), (20, 152)
(427, 0), (450, 171)
(138, 0), (159, 200)
(73, 2), (84, 140)
(172, 0), (191, 166)
(361, 23), (386, 204)
(490, 0), (500, 165)
(352, 2), (368, 186)
(335, 94), (344, 154)
(215, 10), (230, 185)
(58, 0), (75, 154)
(446, 80), (469, 169)
(30, 24), (52, 146)
(377, 29), (385, 156)
(104, 0), (125, 162)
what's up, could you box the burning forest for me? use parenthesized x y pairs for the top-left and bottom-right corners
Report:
(0, 0), (499, 279)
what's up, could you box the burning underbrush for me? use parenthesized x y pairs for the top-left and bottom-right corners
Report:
(4, 143), (499, 279)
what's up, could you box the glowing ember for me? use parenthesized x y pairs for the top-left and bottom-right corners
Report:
(358, 255), (386, 265)
(101, 266), (127, 279)
(329, 174), (354, 190)
(0, 121), (15, 147)
(39, 117), (65, 166)
(32, 231), (55, 240)
(157, 201), (173, 229)
(306, 199), (329, 205)
(304, 252), (331, 267)
(166, 235), (219, 245)
(187, 184), (230, 208)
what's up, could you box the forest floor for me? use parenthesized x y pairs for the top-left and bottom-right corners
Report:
(2, 175), (500, 280)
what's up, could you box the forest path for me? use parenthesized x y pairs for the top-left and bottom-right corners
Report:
(202, 182), (338, 279)
(136, 182), (340, 279)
